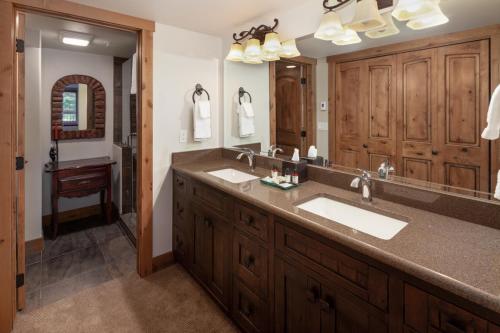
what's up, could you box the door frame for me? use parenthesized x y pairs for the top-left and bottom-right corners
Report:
(327, 24), (500, 190)
(0, 1), (154, 330)
(269, 56), (317, 152)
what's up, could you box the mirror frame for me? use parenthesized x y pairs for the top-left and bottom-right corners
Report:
(51, 74), (105, 140)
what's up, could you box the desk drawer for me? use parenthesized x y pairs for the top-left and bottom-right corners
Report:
(58, 170), (106, 193)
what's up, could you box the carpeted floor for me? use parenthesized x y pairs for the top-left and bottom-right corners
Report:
(14, 264), (239, 333)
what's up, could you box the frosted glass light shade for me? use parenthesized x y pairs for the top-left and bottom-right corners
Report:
(279, 39), (301, 58)
(331, 28), (362, 45)
(407, 3), (449, 30)
(347, 0), (385, 32)
(262, 32), (282, 53)
(226, 43), (244, 61)
(244, 38), (262, 58)
(392, 0), (439, 21)
(314, 11), (344, 41)
(261, 51), (280, 62)
(365, 12), (400, 38)
(243, 54), (263, 64)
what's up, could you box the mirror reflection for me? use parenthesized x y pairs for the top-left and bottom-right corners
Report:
(61, 83), (95, 131)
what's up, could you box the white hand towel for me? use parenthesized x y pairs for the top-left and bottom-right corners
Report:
(481, 84), (500, 140)
(238, 104), (255, 138)
(197, 100), (211, 119)
(495, 170), (500, 200)
(193, 101), (211, 141)
(242, 102), (255, 117)
(130, 52), (137, 95)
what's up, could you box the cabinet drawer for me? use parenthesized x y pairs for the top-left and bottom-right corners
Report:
(58, 170), (106, 193)
(174, 173), (187, 194)
(275, 222), (388, 311)
(173, 225), (190, 267)
(234, 201), (269, 242)
(404, 284), (488, 333)
(233, 230), (268, 299)
(191, 181), (229, 217)
(232, 277), (269, 333)
(173, 195), (188, 230)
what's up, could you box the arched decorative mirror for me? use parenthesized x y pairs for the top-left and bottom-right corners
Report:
(51, 74), (105, 140)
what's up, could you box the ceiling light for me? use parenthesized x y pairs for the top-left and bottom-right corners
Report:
(60, 31), (93, 47)
(406, 3), (449, 30)
(392, 0), (439, 21)
(347, 0), (386, 32)
(366, 12), (400, 38)
(314, 11), (344, 41)
(279, 39), (301, 58)
(226, 43), (244, 62)
(331, 28), (362, 45)
(262, 32), (282, 53)
(286, 65), (297, 69)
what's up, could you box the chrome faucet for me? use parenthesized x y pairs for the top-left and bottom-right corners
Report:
(350, 170), (373, 202)
(268, 145), (284, 158)
(236, 148), (257, 172)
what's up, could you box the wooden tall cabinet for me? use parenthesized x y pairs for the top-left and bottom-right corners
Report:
(332, 38), (491, 192)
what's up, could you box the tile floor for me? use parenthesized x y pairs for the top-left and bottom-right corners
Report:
(120, 212), (137, 239)
(25, 217), (136, 313)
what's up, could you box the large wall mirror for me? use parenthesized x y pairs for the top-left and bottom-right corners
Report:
(51, 74), (105, 140)
(223, 15), (499, 201)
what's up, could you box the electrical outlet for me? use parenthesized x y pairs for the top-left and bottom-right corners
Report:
(179, 129), (188, 143)
(320, 101), (328, 111)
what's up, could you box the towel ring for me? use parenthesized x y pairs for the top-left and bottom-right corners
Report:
(192, 83), (210, 104)
(238, 87), (252, 105)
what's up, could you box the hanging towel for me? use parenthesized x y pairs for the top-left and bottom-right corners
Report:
(238, 102), (255, 137)
(481, 84), (500, 140)
(194, 100), (211, 141)
(495, 170), (500, 200)
(130, 52), (138, 95)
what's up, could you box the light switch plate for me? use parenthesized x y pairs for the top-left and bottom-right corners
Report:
(320, 101), (328, 111)
(179, 129), (188, 143)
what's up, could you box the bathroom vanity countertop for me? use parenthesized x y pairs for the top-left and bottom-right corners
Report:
(173, 158), (500, 315)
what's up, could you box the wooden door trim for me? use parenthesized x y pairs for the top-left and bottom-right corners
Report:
(269, 57), (317, 150)
(491, 34), (500, 192)
(1, 1), (154, 329)
(327, 24), (500, 64)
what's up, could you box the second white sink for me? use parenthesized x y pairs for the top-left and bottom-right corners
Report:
(296, 196), (408, 240)
(206, 168), (260, 184)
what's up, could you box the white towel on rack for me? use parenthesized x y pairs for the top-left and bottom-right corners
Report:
(130, 52), (137, 95)
(481, 84), (500, 140)
(238, 103), (255, 138)
(194, 101), (211, 141)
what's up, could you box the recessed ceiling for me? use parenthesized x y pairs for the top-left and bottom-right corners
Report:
(68, 0), (308, 36)
(297, 0), (500, 58)
(26, 13), (137, 58)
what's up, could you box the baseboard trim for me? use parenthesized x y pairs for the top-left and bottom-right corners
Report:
(42, 204), (104, 227)
(26, 237), (44, 256)
(152, 251), (175, 272)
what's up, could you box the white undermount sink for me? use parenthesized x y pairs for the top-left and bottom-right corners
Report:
(206, 168), (260, 184)
(296, 196), (408, 240)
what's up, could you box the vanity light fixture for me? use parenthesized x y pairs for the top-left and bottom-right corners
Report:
(60, 31), (93, 47)
(314, 10), (345, 41)
(331, 28), (362, 45)
(365, 12), (400, 38)
(226, 18), (301, 64)
(347, 0), (386, 32)
(406, 2), (449, 30)
(392, 0), (439, 21)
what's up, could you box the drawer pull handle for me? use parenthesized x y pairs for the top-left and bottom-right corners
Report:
(319, 298), (333, 313)
(177, 207), (184, 214)
(177, 179), (184, 186)
(78, 180), (91, 185)
(243, 216), (254, 226)
(306, 287), (319, 304)
(243, 255), (255, 268)
(204, 218), (212, 227)
(0, 239), (4, 244)
(241, 302), (254, 317)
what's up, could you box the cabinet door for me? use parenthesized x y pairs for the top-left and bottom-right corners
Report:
(397, 48), (439, 183)
(364, 55), (397, 172)
(436, 40), (490, 192)
(335, 60), (366, 169)
(275, 257), (322, 333)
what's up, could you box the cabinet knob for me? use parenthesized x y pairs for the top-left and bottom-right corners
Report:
(362, 144), (368, 149)
(306, 287), (319, 303)
(204, 218), (212, 227)
(319, 298), (333, 313)
(243, 255), (255, 268)
(0, 239), (4, 244)
(432, 149), (439, 155)
(243, 216), (254, 226)
(241, 302), (254, 317)
(444, 320), (468, 333)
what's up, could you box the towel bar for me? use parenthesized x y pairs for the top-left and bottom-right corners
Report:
(192, 83), (210, 104)
(239, 87), (253, 105)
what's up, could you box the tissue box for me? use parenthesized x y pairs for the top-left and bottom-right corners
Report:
(282, 159), (308, 183)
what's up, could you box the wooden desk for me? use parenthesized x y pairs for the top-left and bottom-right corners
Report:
(45, 157), (116, 239)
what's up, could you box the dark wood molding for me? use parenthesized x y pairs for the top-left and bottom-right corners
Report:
(152, 252), (175, 272)
(42, 204), (103, 227)
(51, 74), (105, 140)
(25, 238), (44, 257)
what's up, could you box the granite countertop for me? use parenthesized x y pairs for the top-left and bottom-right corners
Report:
(173, 159), (500, 315)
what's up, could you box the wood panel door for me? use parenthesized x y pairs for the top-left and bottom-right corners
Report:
(397, 48), (439, 183)
(335, 60), (366, 169)
(436, 40), (490, 192)
(364, 55), (397, 172)
(276, 61), (306, 156)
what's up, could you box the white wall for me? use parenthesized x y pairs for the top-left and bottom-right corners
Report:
(41, 48), (114, 217)
(153, 23), (223, 256)
(223, 61), (269, 150)
(25, 30), (43, 241)
(316, 58), (329, 158)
